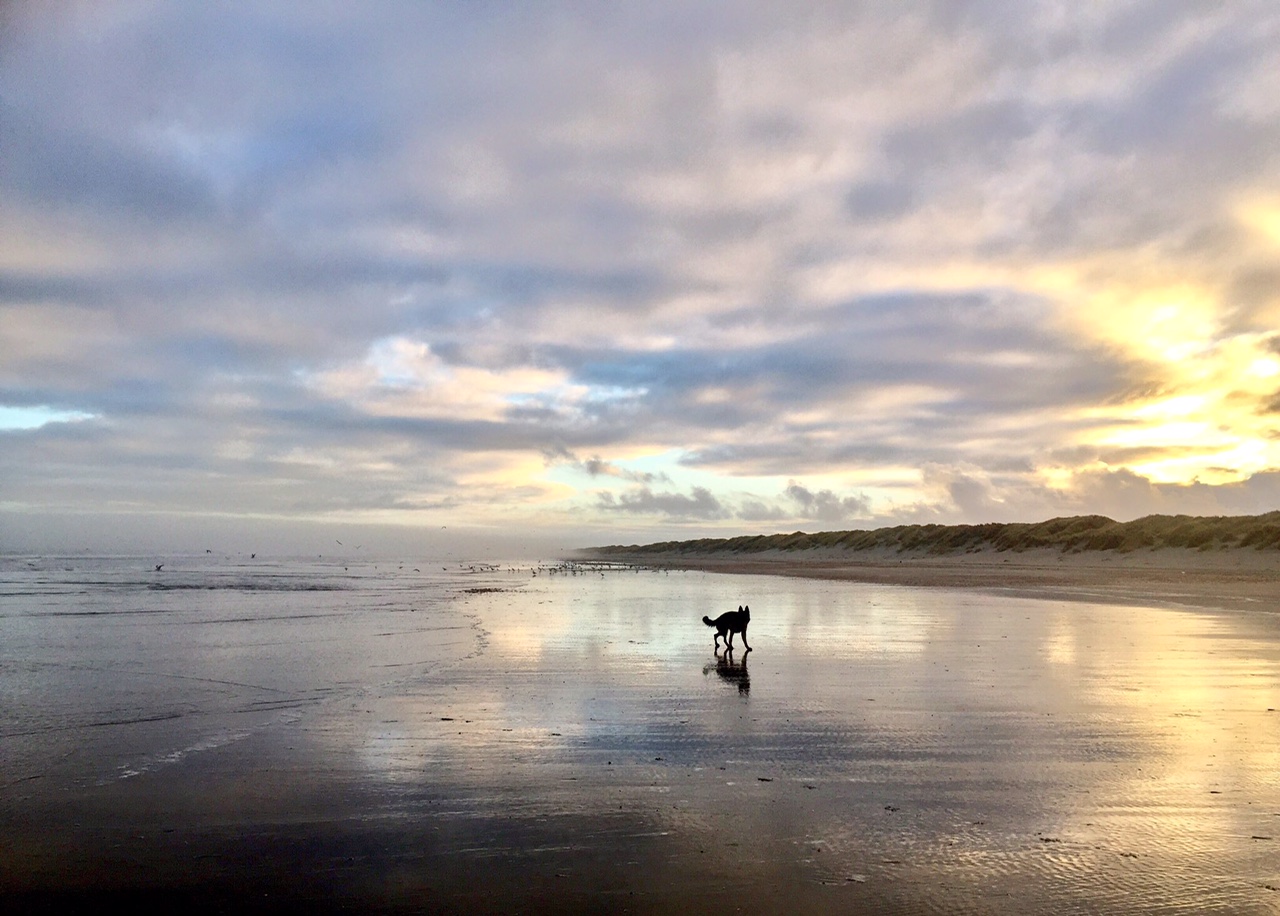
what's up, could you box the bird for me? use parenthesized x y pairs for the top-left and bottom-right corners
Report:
(154, 564), (164, 571)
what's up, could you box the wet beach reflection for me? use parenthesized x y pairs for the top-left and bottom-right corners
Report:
(4, 561), (1280, 913)
(352, 570), (1280, 913)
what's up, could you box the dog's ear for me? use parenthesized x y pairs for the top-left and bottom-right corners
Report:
(744, 605), (749, 613)
(738, 605), (743, 612)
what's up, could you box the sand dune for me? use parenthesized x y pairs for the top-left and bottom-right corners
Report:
(585, 513), (1280, 616)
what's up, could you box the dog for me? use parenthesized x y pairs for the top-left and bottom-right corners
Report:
(703, 605), (751, 652)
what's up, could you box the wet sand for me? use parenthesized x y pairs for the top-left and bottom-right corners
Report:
(4, 557), (1280, 913)
(587, 546), (1280, 617)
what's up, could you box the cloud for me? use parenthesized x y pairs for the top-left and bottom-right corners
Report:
(2, 3), (1279, 540)
(597, 486), (728, 521)
(575, 456), (667, 484)
(737, 499), (789, 523)
(784, 482), (871, 523)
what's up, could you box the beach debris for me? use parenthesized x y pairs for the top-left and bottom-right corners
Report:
(846, 874), (867, 883)
(758, 777), (773, 782)
(884, 805), (899, 812)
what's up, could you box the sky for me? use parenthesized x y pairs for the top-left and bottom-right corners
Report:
(4, 2), (1280, 555)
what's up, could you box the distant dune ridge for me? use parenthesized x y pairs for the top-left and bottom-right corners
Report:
(590, 512), (1280, 557)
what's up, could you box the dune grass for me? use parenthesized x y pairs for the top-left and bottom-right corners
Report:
(590, 512), (1280, 557)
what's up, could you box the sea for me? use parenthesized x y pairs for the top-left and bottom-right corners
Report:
(1, 553), (507, 786)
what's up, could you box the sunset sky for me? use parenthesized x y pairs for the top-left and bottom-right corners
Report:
(4, 2), (1280, 554)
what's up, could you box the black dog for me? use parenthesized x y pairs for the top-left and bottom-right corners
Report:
(703, 605), (751, 652)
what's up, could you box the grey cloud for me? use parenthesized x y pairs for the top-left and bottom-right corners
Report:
(737, 499), (789, 523)
(572, 291), (1125, 408)
(597, 486), (727, 520)
(831, 5), (1280, 264)
(591, 484), (868, 529)
(687, 436), (945, 474)
(1, 106), (218, 225)
(845, 179), (916, 222)
(568, 455), (668, 484)
(920, 465), (1005, 519)
(547, 452), (670, 486)
(785, 482), (872, 523)
(561, 290), (1135, 475)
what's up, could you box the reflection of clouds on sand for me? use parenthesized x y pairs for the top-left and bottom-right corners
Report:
(7, 559), (1275, 911)
(340, 571), (1280, 911)
(1037, 602), (1280, 890)
(462, 593), (576, 659)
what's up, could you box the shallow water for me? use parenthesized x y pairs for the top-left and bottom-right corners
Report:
(3, 557), (1279, 913)
(0, 556), (483, 789)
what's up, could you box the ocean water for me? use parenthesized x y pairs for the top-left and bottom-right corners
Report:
(0, 554), (496, 787)
(3, 554), (1280, 913)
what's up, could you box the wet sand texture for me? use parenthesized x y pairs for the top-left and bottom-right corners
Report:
(3, 558), (1280, 913)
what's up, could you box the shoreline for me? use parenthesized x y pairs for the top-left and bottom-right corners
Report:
(580, 546), (1280, 617)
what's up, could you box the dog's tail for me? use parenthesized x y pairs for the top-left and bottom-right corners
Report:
(702, 615), (715, 626)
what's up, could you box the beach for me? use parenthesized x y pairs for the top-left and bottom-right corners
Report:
(594, 546), (1280, 617)
(3, 552), (1280, 913)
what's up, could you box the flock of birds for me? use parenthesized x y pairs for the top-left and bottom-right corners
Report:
(144, 556), (667, 577)
(460, 561), (668, 577)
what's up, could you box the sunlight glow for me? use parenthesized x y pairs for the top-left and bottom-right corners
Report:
(1016, 255), (1280, 489)
(1236, 199), (1280, 248)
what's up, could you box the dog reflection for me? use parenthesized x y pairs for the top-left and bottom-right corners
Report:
(703, 648), (750, 695)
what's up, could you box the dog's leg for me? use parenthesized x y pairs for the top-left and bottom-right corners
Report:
(741, 627), (751, 652)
